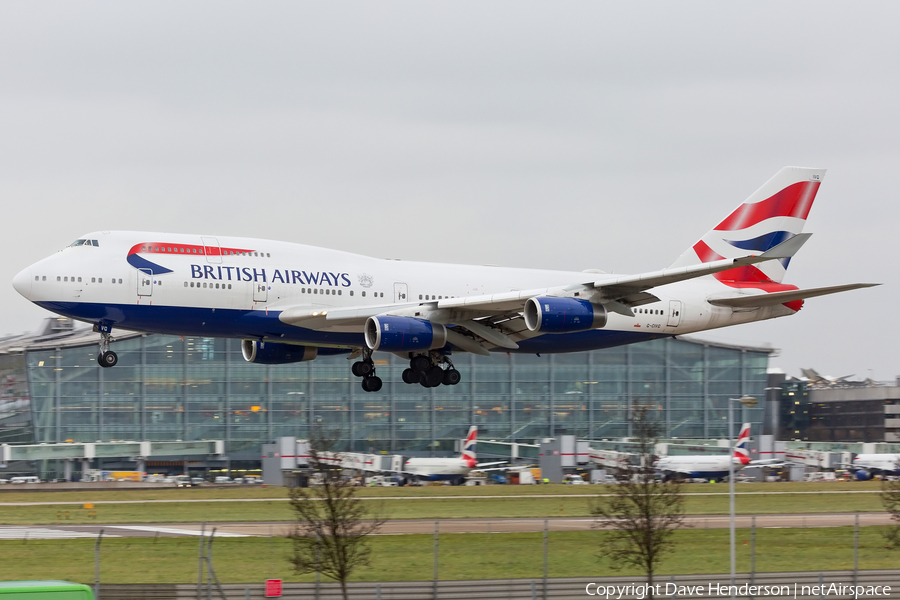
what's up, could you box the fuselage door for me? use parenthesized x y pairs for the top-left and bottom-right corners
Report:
(138, 269), (153, 297)
(667, 300), (682, 327)
(253, 282), (268, 303)
(394, 282), (408, 303)
(201, 237), (222, 264)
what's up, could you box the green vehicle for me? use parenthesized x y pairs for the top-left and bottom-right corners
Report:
(0, 581), (93, 599)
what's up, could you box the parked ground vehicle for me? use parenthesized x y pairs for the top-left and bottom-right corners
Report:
(214, 476), (232, 484)
(365, 475), (398, 487)
(563, 474), (588, 485)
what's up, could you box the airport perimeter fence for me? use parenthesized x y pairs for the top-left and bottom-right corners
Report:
(93, 571), (900, 600)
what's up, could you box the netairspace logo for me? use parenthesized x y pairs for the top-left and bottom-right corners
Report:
(584, 582), (892, 599)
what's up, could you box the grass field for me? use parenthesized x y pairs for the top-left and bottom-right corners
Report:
(1, 527), (898, 584)
(0, 480), (884, 503)
(0, 482), (889, 525)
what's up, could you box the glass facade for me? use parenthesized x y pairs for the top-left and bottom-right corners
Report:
(10, 334), (769, 458)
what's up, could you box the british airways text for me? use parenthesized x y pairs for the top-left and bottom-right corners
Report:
(190, 265), (351, 287)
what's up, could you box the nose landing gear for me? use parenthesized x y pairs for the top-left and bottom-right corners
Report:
(95, 326), (118, 368)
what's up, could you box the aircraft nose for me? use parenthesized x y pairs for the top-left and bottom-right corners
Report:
(12, 266), (33, 299)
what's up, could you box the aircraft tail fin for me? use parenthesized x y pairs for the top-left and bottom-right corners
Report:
(733, 423), (751, 466)
(461, 426), (477, 467)
(668, 167), (825, 284)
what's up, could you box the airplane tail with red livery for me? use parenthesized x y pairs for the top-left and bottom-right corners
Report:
(669, 166), (824, 285)
(670, 167), (877, 310)
(461, 426), (477, 468)
(733, 423), (751, 466)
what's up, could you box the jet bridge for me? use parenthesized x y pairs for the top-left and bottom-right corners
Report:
(1, 440), (224, 480)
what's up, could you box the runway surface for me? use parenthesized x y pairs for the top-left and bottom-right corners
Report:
(0, 513), (888, 539)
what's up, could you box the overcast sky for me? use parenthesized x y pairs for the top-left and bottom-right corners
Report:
(0, 2), (896, 381)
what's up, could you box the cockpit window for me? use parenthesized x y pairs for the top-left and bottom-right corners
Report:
(69, 240), (86, 247)
(68, 239), (99, 247)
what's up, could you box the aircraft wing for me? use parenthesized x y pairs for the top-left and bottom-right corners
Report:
(658, 466), (697, 476)
(278, 234), (820, 352)
(475, 461), (508, 469)
(749, 460), (784, 467)
(435, 233), (813, 317)
(474, 465), (511, 473)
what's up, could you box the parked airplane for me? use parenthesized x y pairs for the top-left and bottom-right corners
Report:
(848, 454), (900, 480)
(655, 423), (755, 482)
(799, 367), (874, 388)
(401, 426), (505, 485)
(12, 167), (877, 392)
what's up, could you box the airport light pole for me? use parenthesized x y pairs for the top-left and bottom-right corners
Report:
(729, 395), (757, 596)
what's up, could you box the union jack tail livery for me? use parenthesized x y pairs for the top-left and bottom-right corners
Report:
(733, 423), (751, 466)
(461, 426), (477, 468)
(669, 166), (825, 285)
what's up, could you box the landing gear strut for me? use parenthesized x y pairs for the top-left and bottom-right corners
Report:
(95, 326), (118, 368)
(402, 352), (462, 388)
(351, 349), (382, 392)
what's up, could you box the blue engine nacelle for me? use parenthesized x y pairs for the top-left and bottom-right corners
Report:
(855, 469), (872, 481)
(524, 297), (607, 333)
(365, 316), (448, 352)
(241, 340), (318, 364)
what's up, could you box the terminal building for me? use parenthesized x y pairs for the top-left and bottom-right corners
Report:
(776, 374), (900, 443)
(1, 318), (770, 479)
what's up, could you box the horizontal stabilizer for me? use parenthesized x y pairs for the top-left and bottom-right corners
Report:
(708, 283), (879, 308)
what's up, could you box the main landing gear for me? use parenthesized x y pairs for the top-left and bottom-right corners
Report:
(350, 350), (463, 392)
(351, 349), (382, 393)
(402, 353), (461, 389)
(97, 329), (117, 368)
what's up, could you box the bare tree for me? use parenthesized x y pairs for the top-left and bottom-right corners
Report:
(880, 460), (900, 549)
(589, 405), (686, 599)
(287, 427), (386, 600)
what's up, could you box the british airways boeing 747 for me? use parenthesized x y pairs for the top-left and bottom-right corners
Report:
(12, 167), (876, 392)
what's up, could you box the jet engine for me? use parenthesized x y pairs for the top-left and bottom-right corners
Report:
(241, 340), (318, 364)
(524, 297), (607, 333)
(855, 469), (872, 481)
(365, 316), (448, 352)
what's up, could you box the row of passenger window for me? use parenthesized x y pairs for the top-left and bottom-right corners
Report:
(35, 275), (124, 284)
(186, 282), (233, 289)
(419, 294), (453, 300)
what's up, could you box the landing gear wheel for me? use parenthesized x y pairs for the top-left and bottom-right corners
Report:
(352, 360), (373, 377)
(402, 368), (419, 384)
(361, 375), (383, 392)
(99, 350), (118, 368)
(442, 369), (461, 386)
(410, 355), (431, 372)
(422, 366), (444, 388)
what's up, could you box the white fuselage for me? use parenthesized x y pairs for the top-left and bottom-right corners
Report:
(853, 454), (900, 473)
(11, 231), (797, 353)
(404, 458), (472, 481)
(655, 455), (744, 480)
